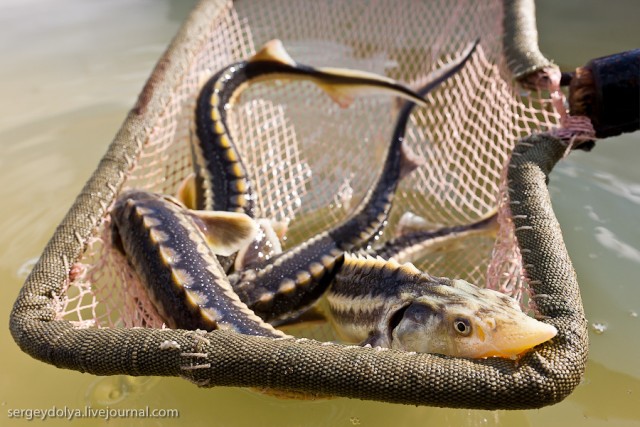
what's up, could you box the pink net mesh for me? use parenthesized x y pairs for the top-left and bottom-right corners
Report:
(61, 0), (564, 332)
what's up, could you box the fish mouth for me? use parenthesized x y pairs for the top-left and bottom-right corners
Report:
(477, 320), (558, 359)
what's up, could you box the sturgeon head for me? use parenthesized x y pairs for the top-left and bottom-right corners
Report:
(328, 254), (557, 359)
(389, 278), (558, 359)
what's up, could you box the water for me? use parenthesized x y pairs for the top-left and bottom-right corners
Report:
(1, 0), (638, 426)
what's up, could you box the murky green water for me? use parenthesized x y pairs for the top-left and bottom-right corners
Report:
(1, 0), (638, 426)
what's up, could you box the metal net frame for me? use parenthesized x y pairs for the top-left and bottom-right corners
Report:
(10, 0), (589, 409)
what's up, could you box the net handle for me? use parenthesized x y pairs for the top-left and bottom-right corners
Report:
(503, 0), (557, 82)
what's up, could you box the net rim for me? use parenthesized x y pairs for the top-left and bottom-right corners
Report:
(9, 0), (587, 409)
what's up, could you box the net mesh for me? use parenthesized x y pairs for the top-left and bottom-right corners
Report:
(60, 0), (562, 333)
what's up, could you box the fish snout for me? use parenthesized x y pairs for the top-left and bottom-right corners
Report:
(485, 315), (558, 358)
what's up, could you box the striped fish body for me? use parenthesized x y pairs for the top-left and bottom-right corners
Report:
(189, 39), (431, 216)
(326, 254), (450, 345)
(111, 190), (286, 338)
(192, 61), (257, 216)
(231, 41), (480, 323)
(326, 254), (557, 359)
(233, 234), (343, 322)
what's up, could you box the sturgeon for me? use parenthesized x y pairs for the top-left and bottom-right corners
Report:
(180, 39), (432, 216)
(111, 190), (288, 338)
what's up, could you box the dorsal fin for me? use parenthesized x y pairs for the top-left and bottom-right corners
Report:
(341, 253), (421, 281)
(248, 39), (296, 66)
(175, 173), (197, 210)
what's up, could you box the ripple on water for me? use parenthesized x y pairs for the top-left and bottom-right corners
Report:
(593, 171), (640, 206)
(591, 322), (608, 335)
(85, 376), (161, 407)
(594, 226), (640, 264)
(16, 257), (39, 279)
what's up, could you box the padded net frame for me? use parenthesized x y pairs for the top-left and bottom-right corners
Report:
(10, 0), (589, 408)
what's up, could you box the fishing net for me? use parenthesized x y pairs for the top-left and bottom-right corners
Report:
(61, 0), (562, 330)
(11, 0), (591, 408)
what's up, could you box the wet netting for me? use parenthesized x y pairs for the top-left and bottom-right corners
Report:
(11, 0), (592, 408)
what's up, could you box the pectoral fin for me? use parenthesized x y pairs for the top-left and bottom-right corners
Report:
(189, 210), (259, 256)
(234, 218), (285, 270)
(270, 220), (289, 241)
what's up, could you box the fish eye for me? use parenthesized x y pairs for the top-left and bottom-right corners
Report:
(453, 318), (472, 336)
